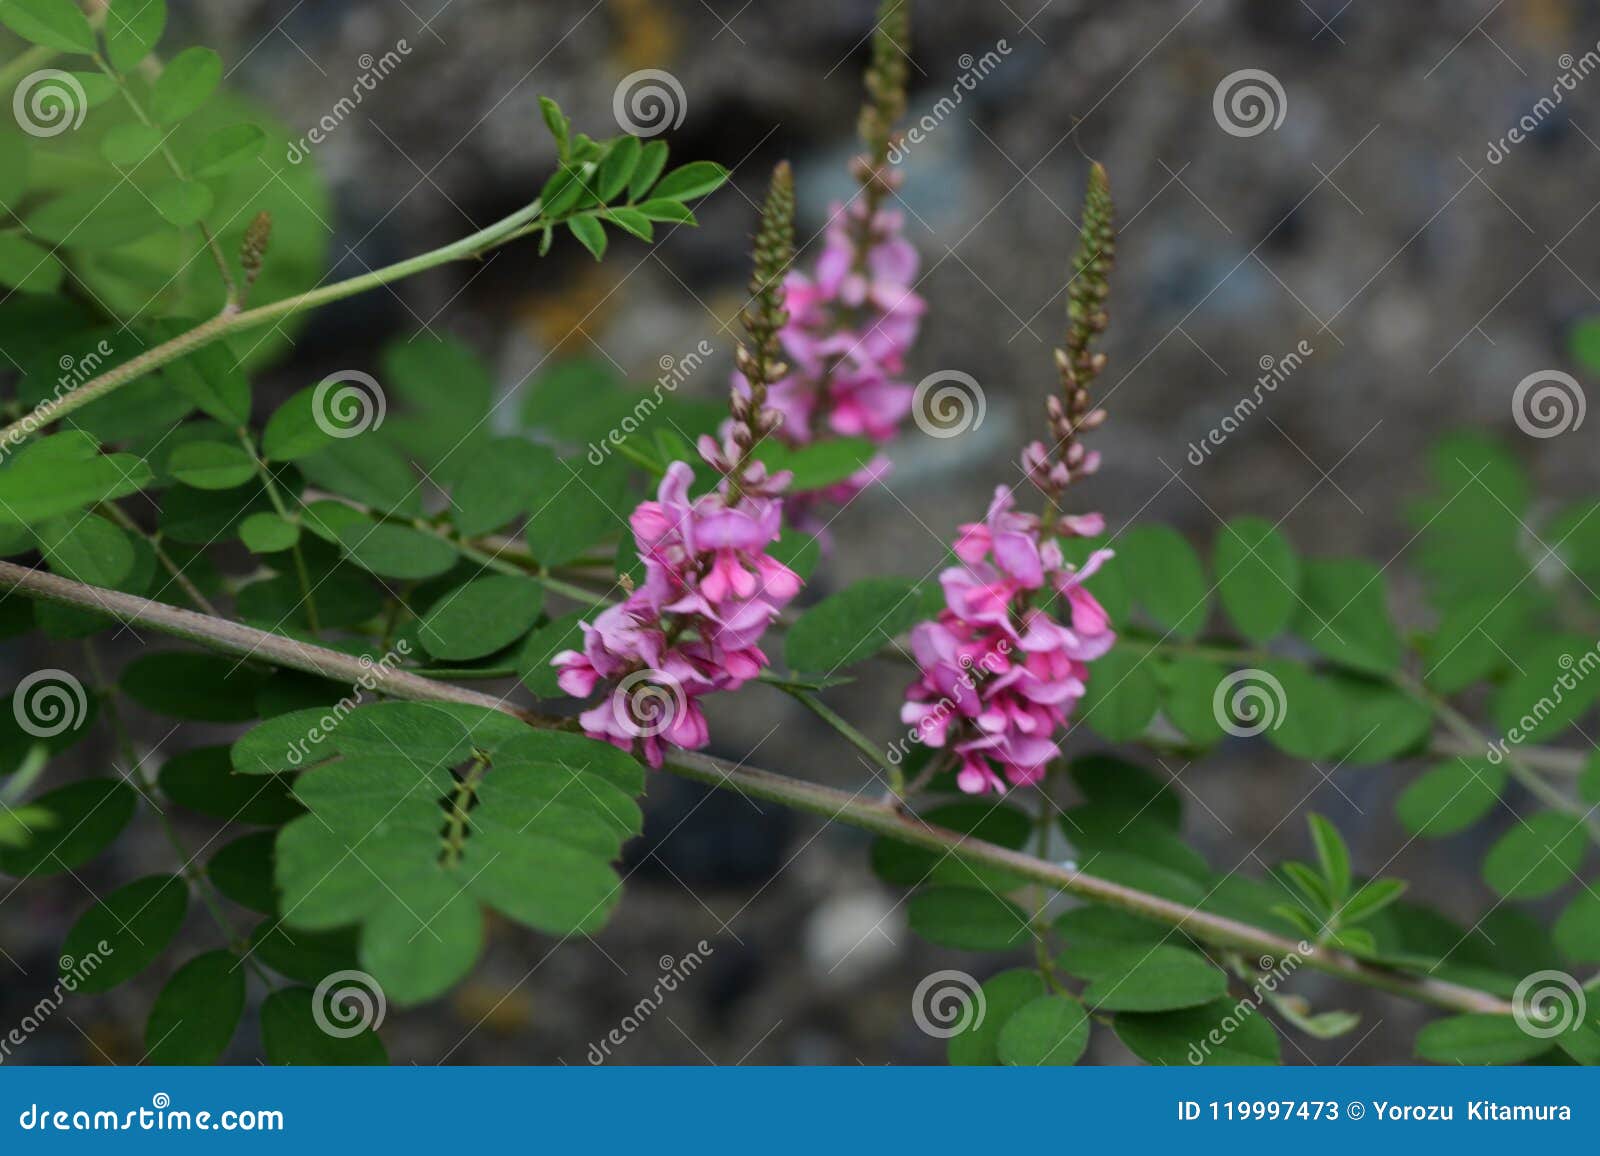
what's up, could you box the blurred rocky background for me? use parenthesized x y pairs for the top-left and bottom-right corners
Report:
(6, 0), (1600, 1065)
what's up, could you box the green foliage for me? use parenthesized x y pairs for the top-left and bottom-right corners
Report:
(784, 577), (944, 673)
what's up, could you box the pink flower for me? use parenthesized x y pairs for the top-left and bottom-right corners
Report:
(900, 486), (1115, 795)
(554, 461), (802, 767)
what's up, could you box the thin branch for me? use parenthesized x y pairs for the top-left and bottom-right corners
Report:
(0, 558), (1515, 1018)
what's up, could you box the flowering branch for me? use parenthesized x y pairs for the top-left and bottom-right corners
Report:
(0, 557), (1514, 1018)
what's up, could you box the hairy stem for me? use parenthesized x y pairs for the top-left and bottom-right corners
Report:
(0, 558), (1515, 1018)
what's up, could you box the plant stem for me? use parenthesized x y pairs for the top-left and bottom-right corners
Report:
(0, 198), (548, 455)
(0, 558), (1514, 1017)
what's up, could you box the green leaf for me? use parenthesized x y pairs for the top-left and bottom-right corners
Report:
(1057, 943), (1227, 1011)
(158, 337), (250, 426)
(1115, 998), (1282, 1065)
(1491, 635), (1600, 744)
(417, 575), (544, 661)
(1307, 813), (1351, 901)
(1213, 516), (1299, 641)
(1117, 525), (1209, 638)
(150, 179), (214, 226)
(568, 214), (607, 260)
(649, 161), (730, 202)
(358, 883), (484, 1006)
(595, 135), (641, 201)
(145, 950), (246, 1064)
(1158, 658), (1228, 745)
(1555, 889), (1600, 963)
(24, 184), (166, 249)
(784, 577), (943, 673)
(628, 139), (670, 199)
(1422, 596), (1529, 695)
(239, 512), (301, 554)
(1259, 660), (1346, 759)
(1077, 642), (1160, 741)
(1415, 1014), (1552, 1065)
(1395, 758), (1506, 838)
(1054, 905), (1171, 951)
(538, 96), (570, 158)
(753, 437), (877, 491)
(996, 994), (1090, 1066)
(1331, 677), (1433, 765)
(0, 779), (136, 878)
(0, 0), (95, 53)
(104, 0), (166, 71)
(261, 387), (335, 461)
(61, 874), (188, 993)
(207, 831), (277, 914)
(33, 513), (135, 587)
(299, 436), (423, 517)
(0, 435), (151, 526)
(168, 441), (255, 489)
(1483, 812), (1588, 899)
(99, 121), (164, 167)
(260, 987), (387, 1065)
(634, 198), (696, 224)
(336, 522), (460, 581)
(0, 232), (63, 294)
(946, 968), (1043, 1066)
(190, 122), (265, 178)
(149, 46), (223, 124)
(516, 611), (589, 698)
(907, 886), (1030, 951)
(1294, 558), (1401, 675)
(1068, 754), (1181, 829)
(522, 455), (629, 567)
(122, 652), (264, 722)
(600, 207), (653, 241)
(450, 437), (559, 537)
(1340, 877), (1407, 925)
(158, 745), (301, 825)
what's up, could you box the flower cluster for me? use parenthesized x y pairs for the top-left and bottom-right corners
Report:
(731, 196), (926, 525)
(553, 461), (801, 767)
(901, 485), (1115, 795)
